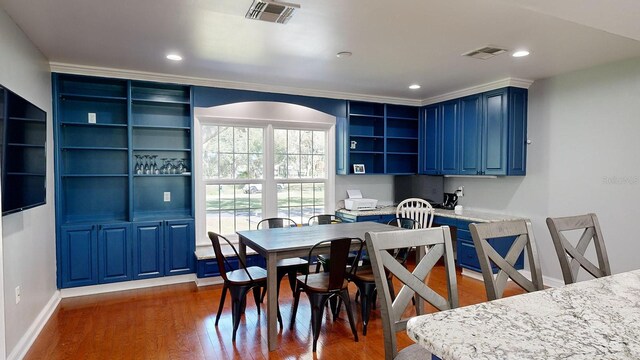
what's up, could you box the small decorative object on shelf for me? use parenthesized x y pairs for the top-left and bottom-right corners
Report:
(353, 164), (365, 174)
(350, 140), (357, 150)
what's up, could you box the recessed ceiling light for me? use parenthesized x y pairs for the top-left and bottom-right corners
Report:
(409, 84), (421, 90)
(336, 51), (352, 58)
(166, 54), (183, 61)
(512, 50), (530, 58)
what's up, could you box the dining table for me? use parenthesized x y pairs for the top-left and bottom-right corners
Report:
(406, 269), (640, 360)
(236, 221), (401, 352)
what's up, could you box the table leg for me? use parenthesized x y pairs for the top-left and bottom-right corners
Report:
(267, 252), (278, 351)
(415, 245), (425, 315)
(238, 240), (246, 264)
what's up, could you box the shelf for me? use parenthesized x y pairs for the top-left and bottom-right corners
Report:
(9, 116), (46, 123)
(132, 124), (190, 130)
(62, 174), (128, 177)
(386, 136), (418, 140)
(7, 143), (46, 148)
(132, 211), (193, 222)
(134, 174), (191, 177)
(61, 146), (128, 151)
(133, 148), (191, 152)
(59, 93), (127, 102)
(61, 122), (127, 128)
(349, 135), (384, 139)
(132, 98), (190, 105)
(387, 152), (418, 155)
(387, 116), (418, 121)
(6, 172), (46, 176)
(349, 113), (384, 119)
(350, 151), (384, 154)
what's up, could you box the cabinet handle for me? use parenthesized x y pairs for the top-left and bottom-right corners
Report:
(99, 225), (103, 230)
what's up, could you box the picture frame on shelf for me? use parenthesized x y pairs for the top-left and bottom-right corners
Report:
(353, 164), (365, 174)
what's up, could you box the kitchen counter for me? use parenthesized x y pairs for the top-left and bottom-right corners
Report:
(336, 206), (523, 223)
(406, 269), (640, 360)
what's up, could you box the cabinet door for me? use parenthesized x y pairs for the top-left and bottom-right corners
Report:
(335, 116), (348, 175)
(420, 105), (440, 174)
(165, 219), (195, 275)
(440, 100), (459, 175)
(60, 224), (98, 288)
(482, 89), (508, 175)
(508, 87), (527, 175)
(459, 95), (482, 175)
(133, 221), (164, 279)
(98, 223), (131, 284)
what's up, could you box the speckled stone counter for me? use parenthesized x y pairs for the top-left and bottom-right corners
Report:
(407, 270), (640, 360)
(337, 206), (523, 223)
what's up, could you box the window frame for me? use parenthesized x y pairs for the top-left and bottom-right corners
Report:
(194, 111), (336, 246)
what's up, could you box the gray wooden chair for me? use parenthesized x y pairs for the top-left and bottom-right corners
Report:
(469, 219), (544, 301)
(366, 227), (458, 360)
(546, 213), (611, 285)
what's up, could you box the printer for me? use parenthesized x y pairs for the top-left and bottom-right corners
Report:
(344, 190), (378, 211)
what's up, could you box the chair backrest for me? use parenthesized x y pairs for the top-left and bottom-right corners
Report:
(396, 198), (435, 228)
(303, 237), (363, 291)
(208, 232), (253, 283)
(546, 213), (611, 285)
(308, 214), (343, 226)
(366, 227), (458, 360)
(469, 220), (544, 301)
(386, 217), (421, 229)
(257, 217), (297, 229)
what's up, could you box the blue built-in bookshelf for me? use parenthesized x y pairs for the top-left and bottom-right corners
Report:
(53, 74), (195, 288)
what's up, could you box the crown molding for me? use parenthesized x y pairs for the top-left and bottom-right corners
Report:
(49, 62), (422, 106)
(421, 77), (534, 106)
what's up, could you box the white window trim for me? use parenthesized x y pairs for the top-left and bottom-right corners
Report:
(194, 102), (336, 247)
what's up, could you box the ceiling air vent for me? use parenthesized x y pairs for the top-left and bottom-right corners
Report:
(245, 0), (300, 24)
(462, 46), (508, 60)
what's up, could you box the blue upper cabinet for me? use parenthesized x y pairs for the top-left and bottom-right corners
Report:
(342, 101), (419, 175)
(420, 87), (527, 176)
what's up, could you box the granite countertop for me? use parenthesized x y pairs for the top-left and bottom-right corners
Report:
(336, 205), (523, 223)
(406, 270), (640, 360)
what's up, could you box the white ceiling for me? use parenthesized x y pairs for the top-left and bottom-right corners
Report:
(2, 0), (640, 102)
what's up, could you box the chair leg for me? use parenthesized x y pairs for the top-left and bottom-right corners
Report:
(252, 286), (262, 316)
(289, 287), (301, 330)
(308, 293), (330, 352)
(339, 289), (359, 343)
(215, 284), (228, 326)
(229, 286), (251, 342)
(357, 282), (376, 336)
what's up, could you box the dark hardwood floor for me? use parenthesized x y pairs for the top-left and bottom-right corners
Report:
(24, 266), (525, 359)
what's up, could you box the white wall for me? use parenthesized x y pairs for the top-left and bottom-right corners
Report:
(335, 175), (394, 208)
(0, 8), (57, 358)
(446, 57), (640, 281)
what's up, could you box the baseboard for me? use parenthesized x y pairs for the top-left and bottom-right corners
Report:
(59, 274), (196, 298)
(7, 291), (61, 360)
(195, 276), (224, 287)
(461, 268), (565, 288)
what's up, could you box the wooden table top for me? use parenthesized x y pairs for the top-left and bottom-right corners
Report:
(237, 221), (398, 253)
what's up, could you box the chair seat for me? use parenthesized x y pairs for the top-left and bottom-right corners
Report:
(396, 344), (431, 360)
(227, 266), (267, 284)
(277, 257), (308, 269)
(297, 273), (348, 292)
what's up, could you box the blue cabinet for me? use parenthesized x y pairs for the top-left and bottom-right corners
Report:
(339, 101), (419, 175)
(60, 224), (98, 288)
(421, 101), (459, 175)
(420, 87), (527, 176)
(98, 223), (132, 283)
(53, 74), (196, 288)
(335, 211), (395, 224)
(133, 221), (164, 280)
(165, 220), (195, 275)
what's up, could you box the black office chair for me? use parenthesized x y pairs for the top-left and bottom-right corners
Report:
(208, 232), (267, 342)
(290, 237), (364, 352)
(257, 217), (309, 326)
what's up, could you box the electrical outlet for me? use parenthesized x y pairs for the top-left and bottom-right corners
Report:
(164, 192), (171, 202)
(88, 112), (96, 124)
(456, 186), (464, 197)
(15, 286), (20, 304)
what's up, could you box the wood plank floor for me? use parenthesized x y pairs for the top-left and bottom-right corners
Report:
(24, 266), (525, 359)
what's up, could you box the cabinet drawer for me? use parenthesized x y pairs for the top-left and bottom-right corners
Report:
(456, 241), (482, 272)
(433, 216), (458, 228)
(457, 229), (472, 241)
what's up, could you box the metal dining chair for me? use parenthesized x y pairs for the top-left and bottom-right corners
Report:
(208, 232), (267, 342)
(546, 213), (611, 284)
(257, 217), (308, 326)
(469, 219), (544, 300)
(367, 227), (458, 360)
(289, 237), (364, 352)
(308, 214), (343, 226)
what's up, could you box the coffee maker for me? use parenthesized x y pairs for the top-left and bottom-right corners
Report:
(442, 193), (458, 210)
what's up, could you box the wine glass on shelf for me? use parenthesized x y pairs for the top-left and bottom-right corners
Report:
(182, 158), (190, 174)
(143, 155), (151, 175)
(176, 159), (186, 174)
(151, 155), (159, 175)
(134, 155), (142, 175)
(159, 158), (168, 174)
(168, 158), (177, 174)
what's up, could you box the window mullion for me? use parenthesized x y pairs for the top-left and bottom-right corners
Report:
(264, 124), (277, 217)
